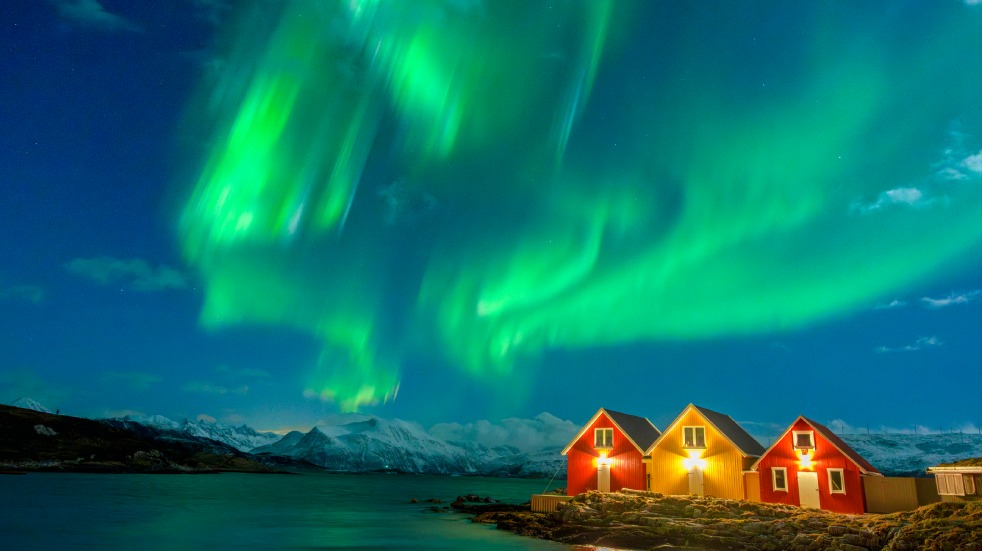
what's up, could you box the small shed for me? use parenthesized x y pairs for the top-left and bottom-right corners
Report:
(927, 457), (982, 502)
(751, 416), (880, 514)
(646, 404), (765, 500)
(561, 408), (660, 496)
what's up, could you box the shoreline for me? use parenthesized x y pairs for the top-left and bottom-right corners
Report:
(457, 490), (981, 550)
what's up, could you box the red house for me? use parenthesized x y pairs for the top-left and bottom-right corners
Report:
(561, 408), (660, 495)
(751, 416), (881, 514)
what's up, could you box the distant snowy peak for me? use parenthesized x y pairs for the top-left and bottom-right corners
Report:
(120, 414), (181, 431)
(251, 430), (306, 455)
(267, 416), (565, 477)
(11, 397), (51, 413)
(110, 414), (281, 453)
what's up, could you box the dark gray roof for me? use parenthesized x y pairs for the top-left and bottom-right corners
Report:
(606, 409), (661, 451)
(694, 405), (765, 456)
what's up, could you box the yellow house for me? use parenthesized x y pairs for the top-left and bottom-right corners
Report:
(645, 404), (765, 500)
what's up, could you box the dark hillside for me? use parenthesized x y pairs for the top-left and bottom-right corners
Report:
(0, 404), (279, 473)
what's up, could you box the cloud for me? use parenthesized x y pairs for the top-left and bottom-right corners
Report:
(220, 411), (246, 425)
(874, 335), (942, 353)
(196, 413), (218, 423)
(0, 284), (45, 304)
(183, 381), (249, 395)
(65, 256), (188, 291)
(874, 299), (907, 310)
(920, 289), (982, 308)
(428, 412), (579, 452)
(967, 0), (982, 6)
(54, 0), (142, 32)
(963, 149), (982, 173)
(852, 187), (934, 214)
(215, 365), (272, 379)
(101, 371), (162, 391)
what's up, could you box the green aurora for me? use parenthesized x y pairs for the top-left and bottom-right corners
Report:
(177, 1), (982, 411)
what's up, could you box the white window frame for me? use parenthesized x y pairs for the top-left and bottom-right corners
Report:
(594, 428), (613, 449)
(936, 473), (966, 496)
(965, 474), (977, 496)
(682, 426), (706, 449)
(772, 467), (788, 492)
(792, 430), (815, 450)
(828, 468), (846, 494)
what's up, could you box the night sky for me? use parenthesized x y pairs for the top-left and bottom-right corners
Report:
(3, 0), (981, 437)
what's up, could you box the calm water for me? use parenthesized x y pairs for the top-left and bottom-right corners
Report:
(0, 472), (570, 550)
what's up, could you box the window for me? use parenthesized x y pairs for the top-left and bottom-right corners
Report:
(594, 428), (613, 448)
(772, 467), (787, 491)
(682, 426), (706, 449)
(966, 474), (977, 496)
(828, 469), (845, 494)
(936, 473), (967, 496)
(792, 431), (815, 450)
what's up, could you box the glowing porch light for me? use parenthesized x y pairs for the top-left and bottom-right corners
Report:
(596, 452), (613, 468)
(682, 449), (707, 470)
(797, 450), (815, 470)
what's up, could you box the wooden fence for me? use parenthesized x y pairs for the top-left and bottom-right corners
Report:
(531, 494), (573, 513)
(863, 476), (939, 513)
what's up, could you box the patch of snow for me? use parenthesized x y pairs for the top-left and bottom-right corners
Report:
(34, 424), (57, 436)
(12, 398), (52, 413)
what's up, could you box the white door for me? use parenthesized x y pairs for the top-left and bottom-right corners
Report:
(598, 464), (610, 493)
(688, 466), (704, 496)
(797, 471), (820, 508)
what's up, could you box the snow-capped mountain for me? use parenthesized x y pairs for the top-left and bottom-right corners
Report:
(108, 414), (281, 453)
(10, 397), (52, 413)
(104, 410), (982, 479)
(249, 416), (570, 477)
(257, 417), (485, 474)
(840, 433), (982, 477)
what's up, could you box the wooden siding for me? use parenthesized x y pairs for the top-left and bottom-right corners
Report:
(915, 478), (941, 506)
(864, 477), (919, 513)
(744, 471), (761, 502)
(647, 408), (749, 500)
(531, 494), (573, 513)
(756, 418), (868, 514)
(566, 413), (647, 495)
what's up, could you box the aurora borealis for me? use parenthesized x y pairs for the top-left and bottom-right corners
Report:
(3, 1), (982, 431)
(179, 1), (982, 411)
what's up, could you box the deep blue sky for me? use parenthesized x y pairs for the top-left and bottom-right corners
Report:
(2, 1), (981, 437)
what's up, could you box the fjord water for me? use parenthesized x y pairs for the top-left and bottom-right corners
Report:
(0, 472), (566, 549)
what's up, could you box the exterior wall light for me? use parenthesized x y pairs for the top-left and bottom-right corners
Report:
(682, 450), (707, 470)
(797, 450), (815, 470)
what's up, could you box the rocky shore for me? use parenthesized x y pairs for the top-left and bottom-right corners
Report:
(461, 490), (981, 550)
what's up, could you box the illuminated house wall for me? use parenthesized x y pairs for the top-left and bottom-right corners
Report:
(645, 404), (764, 501)
(752, 416), (879, 515)
(562, 408), (659, 496)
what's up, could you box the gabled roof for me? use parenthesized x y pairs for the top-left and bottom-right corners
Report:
(749, 416), (880, 475)
(561, 407), (660, 456)
(927, 456), (982, 474)
(646, 403), (765, 457)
